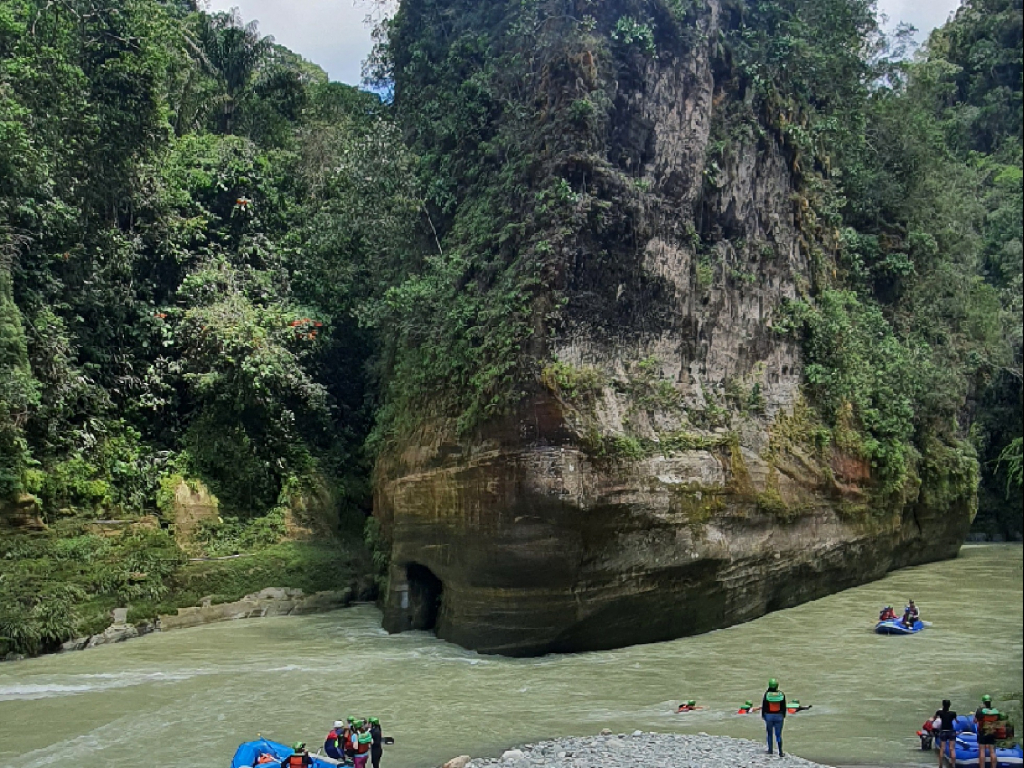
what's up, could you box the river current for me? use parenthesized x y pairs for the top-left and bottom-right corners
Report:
(1, 544), (1021, 768)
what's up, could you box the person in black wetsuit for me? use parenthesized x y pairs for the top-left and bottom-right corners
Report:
(933, 699), (957, 768)
(369, 717), (384, 768)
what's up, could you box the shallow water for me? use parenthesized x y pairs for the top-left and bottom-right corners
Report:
(1, 544), (1020, 768)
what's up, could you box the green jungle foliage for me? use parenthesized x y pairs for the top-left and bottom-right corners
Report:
(0, 0), (399, 654)
(369, 0), (1019, 524)
(0, 0), (1021, 654)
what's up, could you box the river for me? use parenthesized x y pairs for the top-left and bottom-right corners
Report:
(2, 544), (1021, 768)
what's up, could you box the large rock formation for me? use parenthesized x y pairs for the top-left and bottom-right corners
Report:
(374, 0), (975, 655)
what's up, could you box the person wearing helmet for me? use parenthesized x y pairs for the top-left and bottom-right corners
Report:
(353, 725), (373, 768)
(787, 699), (812, 714)
(676, 699), (705, 712)
(879, 605), (896, 621)
(761, 678), (787, 757)
(324, 720), (345, 760)
(975, 695), (1002, 768)
(281, 743), (313, 768)
(738, 700), (760, 715)
(368, 717), (386, 768)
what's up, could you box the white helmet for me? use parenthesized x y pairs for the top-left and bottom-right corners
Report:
(334, 720), (344, 729)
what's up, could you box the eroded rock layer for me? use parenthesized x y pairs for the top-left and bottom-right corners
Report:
(375, 0), (974, 656)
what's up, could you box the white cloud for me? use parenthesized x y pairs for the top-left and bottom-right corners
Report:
(205, 0), (380, 84)
(207, 0), (965, 86)
(877, 0), (961, 41)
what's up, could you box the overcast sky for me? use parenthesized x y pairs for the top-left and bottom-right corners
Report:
(206, 0), (963, 85)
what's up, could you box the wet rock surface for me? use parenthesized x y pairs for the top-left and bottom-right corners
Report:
(457, 733), (832, 768)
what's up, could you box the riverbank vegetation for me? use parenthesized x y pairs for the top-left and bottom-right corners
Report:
(1, 0), (1021, 657)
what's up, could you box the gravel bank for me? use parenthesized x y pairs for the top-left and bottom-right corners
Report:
(455, 732), (835, 768)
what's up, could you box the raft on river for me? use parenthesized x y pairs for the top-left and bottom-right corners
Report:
(874, 618), (925, 634)
(949, 733), (1023, 767)
(232, 738), (340, 768)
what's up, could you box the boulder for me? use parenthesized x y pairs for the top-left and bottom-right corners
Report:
(442, 757), (471, 768)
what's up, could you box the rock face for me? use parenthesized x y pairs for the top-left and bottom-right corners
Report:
(375, 0), (974, 655)
(0, 493), (44, 530)
(166, 477), (219, 543)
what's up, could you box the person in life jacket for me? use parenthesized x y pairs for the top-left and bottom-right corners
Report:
(902, 599), (920, 627)
(353, 727), (373, 768)
(281, 743), (313, 768)
(738, 700), (761, 715)
(975, 695), (1002, 768)
(324, 720), (345, 760)
(879, 605), (896, 621)
(787, 700), (812, 714)
(344, 718), (357, 764)
(677, 699), (704, 712)
(762, 678), (787, 757)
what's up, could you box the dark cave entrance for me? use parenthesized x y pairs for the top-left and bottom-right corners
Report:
(405, 562), (443, 632)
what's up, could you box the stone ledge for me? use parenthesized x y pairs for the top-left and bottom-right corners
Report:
(52, 587), (355, 656)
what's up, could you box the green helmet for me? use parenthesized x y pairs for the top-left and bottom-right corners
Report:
(768, 678), (779, 690)
(791, 700), (800, 706)
(687, 700), (696, 707)
(353, 718), (365, 728)
(292, 742), (305, 751)
(744, 700), (753, 708)
(368, 717), (380, 725)
(347, 717), (355, 724)
(982, 694), (992, 703)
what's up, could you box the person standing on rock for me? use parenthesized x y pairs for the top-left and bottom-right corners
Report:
(761, 678), (787, 757)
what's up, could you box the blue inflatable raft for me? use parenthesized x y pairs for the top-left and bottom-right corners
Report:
(950, 732), (1024, 767)
(231, 738), (339, 768)
(875, 618), (924, 634)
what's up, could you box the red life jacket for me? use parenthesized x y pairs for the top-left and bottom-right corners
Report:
(355, 738), (370, 755)
(765, 692), (785, 714)
(285, 754), (308, 768)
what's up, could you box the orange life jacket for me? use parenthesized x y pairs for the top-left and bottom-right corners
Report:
(765, 692), (785, 714)
(285, 754), (308, 768)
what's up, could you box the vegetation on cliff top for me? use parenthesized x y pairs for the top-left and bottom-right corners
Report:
(370, 0), (1020, 524)
(0, 0), (1021, 654)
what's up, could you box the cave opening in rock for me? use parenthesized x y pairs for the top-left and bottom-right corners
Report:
(405, 562), (443, 632)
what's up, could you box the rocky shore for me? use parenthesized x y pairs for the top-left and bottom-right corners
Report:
(442, 732), (834, 768)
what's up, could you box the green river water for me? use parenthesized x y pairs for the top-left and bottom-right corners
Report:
(1, 544), (1021, 768)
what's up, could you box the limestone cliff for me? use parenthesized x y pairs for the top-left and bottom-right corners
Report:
(374, 0), (975, 655)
